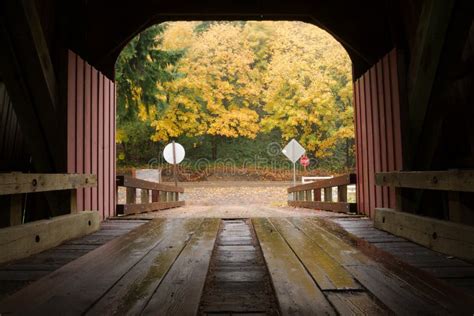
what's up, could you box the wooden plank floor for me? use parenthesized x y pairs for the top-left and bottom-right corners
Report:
(199, 219), (279, 315)
(0, 217), (473, 315)
(332, 217), (474, 296)
(0, 219), (147, 301)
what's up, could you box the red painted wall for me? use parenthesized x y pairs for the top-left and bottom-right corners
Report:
(354, 49), (404, 217)
(67, 51), (116, 220)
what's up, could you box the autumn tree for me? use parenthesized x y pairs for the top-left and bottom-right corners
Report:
(115, 24), (183, 161)
(116, 21), (355, 170)
(150, 22), (262, 159)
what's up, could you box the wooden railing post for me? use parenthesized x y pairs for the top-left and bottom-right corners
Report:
(314, 189), (321, 201)
(152, 190), (159, 202)
(324, 187), (332, 202)
(126, 187), (136, 204)
(141, 189), (149, 204)
(337, 185), (347, 202)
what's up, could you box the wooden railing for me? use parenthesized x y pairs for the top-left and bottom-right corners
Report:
(116, 175), (185, 216)
(288, 173), (356, 213)
(0, 173), (99, 264)
(375, 170), (474, 262)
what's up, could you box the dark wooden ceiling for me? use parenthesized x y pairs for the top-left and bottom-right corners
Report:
(57, 0), (403, 80)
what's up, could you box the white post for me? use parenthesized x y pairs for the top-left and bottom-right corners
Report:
(172, 141), (177, 187)
(293, 162), (296, 187)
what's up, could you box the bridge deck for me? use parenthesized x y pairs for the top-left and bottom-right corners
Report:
(0, 216), (473, 315)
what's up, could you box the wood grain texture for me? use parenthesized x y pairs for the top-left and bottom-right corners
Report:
(0, 211), (99, 264)
(0, 219), (167, 314)
(270, 218), (360, 290)
(376, 170), (474, 192)
(252, 218), (336, 315)
(142, 218), (220, 316)
(375, 207), (474, 262)
(87, 218), (203, 315)
(0, 173), (96, 195)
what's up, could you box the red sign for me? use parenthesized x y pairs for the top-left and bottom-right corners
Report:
(300, 155), (310, 167)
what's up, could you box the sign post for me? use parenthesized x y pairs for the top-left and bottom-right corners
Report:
(282, 139), (306, 187)
(163, 142), (185, 187)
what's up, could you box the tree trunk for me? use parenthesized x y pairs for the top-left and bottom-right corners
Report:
(211, 137), (218, 160)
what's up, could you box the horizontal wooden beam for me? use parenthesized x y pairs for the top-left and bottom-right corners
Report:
(375, 170), (474, 192)
(0, 173), (97, 195)
(116, 201), (185, 216)
(375, 208), (474, 262)
(288, 201), (356, 213)
(288, 174), (356, 193)
(116, 175), (184, 193)
(0, 211), (99, 264)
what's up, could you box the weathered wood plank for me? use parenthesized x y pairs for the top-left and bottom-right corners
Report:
(375, 207), (474, 262)
(270, 218), (360, 290)
(252, 218), (335, 315)
(0, 219), (169, 314)
(116, 175), (184, 193)
(141, 218), (220, 316)
(0, 173), (97, 195)
(290, 217), (471, 313)
(326, 292), (388, 315)
(87, 218), (203, 315)
(0, 211), (99, 264)
(288, 173), (356, 192)
(289, 217), (373, 266)
(116, 201), (185, 215)
(375, 170), (474, 192)
(288, 200), (356, 213)
(348, 265), (441, 315)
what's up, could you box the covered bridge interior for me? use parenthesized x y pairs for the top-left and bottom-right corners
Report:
(0, 0), (473, 314)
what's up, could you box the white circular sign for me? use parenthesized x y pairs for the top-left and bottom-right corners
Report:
(163, 142), (185, 164)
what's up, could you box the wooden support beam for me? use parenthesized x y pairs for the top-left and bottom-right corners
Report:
(414, 8), (473, 166)
(0, 0), (62, 172)
(0, 211), (99, 264)
(288, 201), (356, 213)
(375, 170), (474, 192)
(116, 175), (184, 193)
(116, 201), (185, 216)
(288, 174), (356, 193)
(407, 0), (455, 150)
(0, 173), (97, 195)
(375, 208), (474, 262)
(9, 194), (23, 226)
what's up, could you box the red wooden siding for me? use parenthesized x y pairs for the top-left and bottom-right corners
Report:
(354, 49), (404, 217)
(67, 51), (116, 220)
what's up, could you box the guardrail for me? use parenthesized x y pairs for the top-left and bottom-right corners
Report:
(288, 173), (357, 213)
(0, 173), (99, 264)
(116, 175), (185, 216)
(375, 170), (474, 262)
